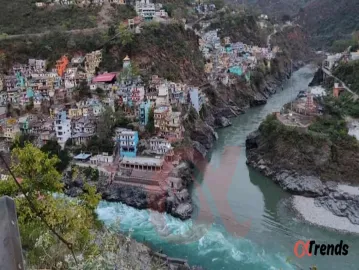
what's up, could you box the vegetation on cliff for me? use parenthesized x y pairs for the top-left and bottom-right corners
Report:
(208, 8), (267, 46)
(0, 0), (101, 35)
(0, 22), (205, 84)
(296, 0), (359, 49)
(256, 99), (359, 182)
(0, 144), (195, 269)
(333, 60), (359, 94)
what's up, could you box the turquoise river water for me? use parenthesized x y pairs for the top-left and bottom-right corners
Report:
(97, 65), (359, 270)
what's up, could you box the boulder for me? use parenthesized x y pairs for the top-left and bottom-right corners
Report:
(173, 203), (193, 220)
(214, 116), (232, 128)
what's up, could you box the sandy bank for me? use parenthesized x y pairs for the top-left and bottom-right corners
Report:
(292, 195), (359, 234)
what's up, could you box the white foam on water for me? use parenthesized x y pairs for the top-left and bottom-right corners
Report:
(96, 201), (296, 269)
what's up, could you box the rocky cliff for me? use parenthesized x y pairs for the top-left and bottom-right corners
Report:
(246, 114), (359, 186)
(246, 114), (359, 225)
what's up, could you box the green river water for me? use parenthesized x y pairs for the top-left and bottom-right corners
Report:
(97, 65), (359, 270)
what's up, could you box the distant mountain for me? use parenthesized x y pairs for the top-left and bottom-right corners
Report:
(227, 0), (359, 49)
(295, 0), (359, 49)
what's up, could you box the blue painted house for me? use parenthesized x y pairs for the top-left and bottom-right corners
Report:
(117, 129), (139, 158)
(139, 100), (151, 126)
(228, 66), (243, 76)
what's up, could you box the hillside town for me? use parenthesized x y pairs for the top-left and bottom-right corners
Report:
(0, 0), (285, 207)
(199, 29), (276, 84)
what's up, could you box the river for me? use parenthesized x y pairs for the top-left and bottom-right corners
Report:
(97, 65), (359, 270)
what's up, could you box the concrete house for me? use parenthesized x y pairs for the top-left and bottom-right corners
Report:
(117, 129), (139, 158)
(90, 152), (114, 165)
(54, 111), (71, 148)
(154, 105), (171, 130)
(135, 0), (156, 21)
(149, 137), (172, 155)
(72, 117), (96, 146)
(189, 87), (204, 113)
(139, 100), (151, 126)
(4, 119), (20, 141)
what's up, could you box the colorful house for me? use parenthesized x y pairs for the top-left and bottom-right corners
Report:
(139, 100), (151, 126)
(228, 66), (243, 76)
(56, 55), (69, 77)
(18, 116), (30, 133)
(117, 129), (139, 158)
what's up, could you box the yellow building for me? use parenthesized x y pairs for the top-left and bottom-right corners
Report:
(204, 62), (213, 74)
(154, 105), (172, 131)
(68, 108), (83, 118)
(4, 119), (20, 141)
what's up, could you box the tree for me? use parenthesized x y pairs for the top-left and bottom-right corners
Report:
(11, 133), (36, 150)
(108, 24), (117, 37)
(0, 144), (101, 269)
(146, 107), (155, 134)
(96, 106), (115, 140)
(41, 140), (71, 172)
(118, 22), (134, 47)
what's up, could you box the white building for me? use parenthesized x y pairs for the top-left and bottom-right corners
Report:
(135, 0), (156, 20)
(189, 87), (204, 113)
(90, 153), (114, 165)
(323, 53), (342, 70)
(149, 137), (172, 155)
(54, 111), (72, 148)
(156, 82), (169, 105)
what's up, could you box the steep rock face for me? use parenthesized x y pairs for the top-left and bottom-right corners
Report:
(246, 117), (359, 225)
(246, 115), (359, 187)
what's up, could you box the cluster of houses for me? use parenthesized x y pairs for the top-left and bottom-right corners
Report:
(194, 2), (216, 14)
(199, 29), (276, 85)
(0, 44), (207, 181)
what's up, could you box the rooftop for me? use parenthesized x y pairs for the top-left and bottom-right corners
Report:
(92, 73), (117, 83)
(74, 153), (92, 160)
(154, 106), (169, 113)
(121, 156), (164, 166)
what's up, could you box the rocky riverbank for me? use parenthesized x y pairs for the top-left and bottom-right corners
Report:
(245, 115), (359, 230)
(63, 161), (195, 220)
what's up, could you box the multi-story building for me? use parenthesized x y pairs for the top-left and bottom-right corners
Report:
(3, 119), (20, 141)
(154, 105), (171, 131)
(149, 137), (172, 155)
(139, 100), (151, 126)
(71, 116), (96, 145)
(164, 112), (183, 141)
(189, 87), (204, 113)
(54, 111), (72, 148)
(135, 0), (156, 21)
(117, 129), (139, 158)
(156, 82), (169, 105)
(18, 116), (30, 134)
(84, 50), (102, 76)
